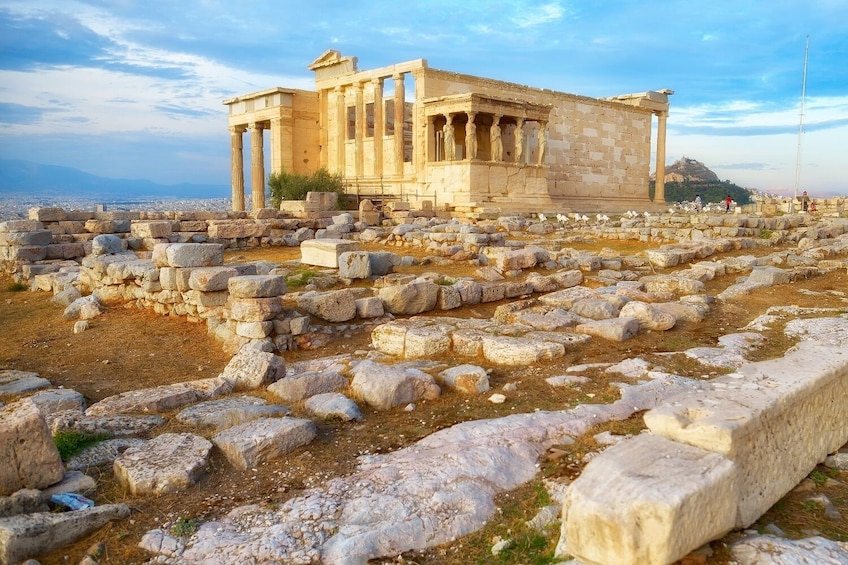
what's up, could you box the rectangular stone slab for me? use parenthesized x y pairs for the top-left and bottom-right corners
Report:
(562, 433), (737, 565)
(644, 341), (848, 527)
(300, 238), (361, 268)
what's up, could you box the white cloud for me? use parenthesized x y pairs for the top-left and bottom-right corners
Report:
(510, 2), (564, 28)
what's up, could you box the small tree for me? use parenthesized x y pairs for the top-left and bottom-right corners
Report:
(267, 168), (345, 208)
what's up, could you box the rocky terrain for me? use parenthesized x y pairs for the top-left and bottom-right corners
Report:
(2, 206), (848, 564)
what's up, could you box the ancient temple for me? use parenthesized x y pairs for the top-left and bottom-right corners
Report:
(224, 50), (671, 213)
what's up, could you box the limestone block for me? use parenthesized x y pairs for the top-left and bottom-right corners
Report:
(2, 218), (44, 231)
(304, 393), (362, 421)
(131, 221), (173, 239)
(451, 329), (487, 357)
(268, 370), (348, 402)
(164, 243), (224, 268)
(49, 412), (165, 437)
(644, 341), (848, 527)
(370, 322), (407, 356)
(619, 301), (677, 330)
(0, 489), (47, 519)
(481, 334), (564, 366)
(338, 251), (372, 279)
(642, 275), (706, 296)
(176, 397), (290, 432)
(114, 433), (212, 495)
(65, 438), (146, 471)
(438, 364), (490, 394)
(235, 321), (274, 338)
(85, 377), (233, 416)
(562, 434), (738, 565)
(0, 370), (50, 395)
(1, 245), (47, 262)
(41, 470), (97, 497)
(571, 298), (619, 320)
(404, 324), (451, 358)
(28, 388), (87, 416)
(378, 281), (439, 315)
(538, 284), (596, 308)
(437, 285), (462, 310)
(0, 399), (65, 496)
(220, 349), (286, 390)
(0, 504), (130, 564)
(503, 281), (535, 298)
(188, 267), (239, 292)
(85, 219), (130, 234)
(185, 289), (229, 308)
(479, 282), (506, 303)
(301, 238), (361, 268)
(296, 289), (357, 322)
(491, 248), (538, 271)
(456, 279), (483, 305)
(212, 418), (317, 470)
(647, 249), (681, 268)
(228, 297), (282, 322)
(575, 317), (640, 341)
(350, 360), (440, 410)
(368, 251), (398, 276)
(355, 296), (385, 318)
(747, 266), (791, 286)
(731, 535), (848, 564)
(653, 301), (709, 323)
(0, 229), (52, 246)
(228, 275), (286, 298)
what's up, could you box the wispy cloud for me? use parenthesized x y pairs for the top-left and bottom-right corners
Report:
(510, 2), (565, 28)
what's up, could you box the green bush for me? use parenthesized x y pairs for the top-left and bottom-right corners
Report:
(171, 516), (198, 537)
(53, 431), (108, 462)
(267, 168), (345, 208)
(6, 282), (28, 292)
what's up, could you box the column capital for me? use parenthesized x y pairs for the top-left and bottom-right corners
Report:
(371, 77), (384, 87)
(229, 124), (247, 134)
(392, 73), (404, 82)
(250, 122), (265, 131)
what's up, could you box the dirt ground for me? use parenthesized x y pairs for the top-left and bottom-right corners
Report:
(1, 238), (847, 564)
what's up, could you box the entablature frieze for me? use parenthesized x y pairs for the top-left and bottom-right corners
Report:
(422, 93), (552, 122)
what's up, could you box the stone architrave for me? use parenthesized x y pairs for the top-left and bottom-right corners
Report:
(0, 399), (65, 496)
(301, 239), (361, 268)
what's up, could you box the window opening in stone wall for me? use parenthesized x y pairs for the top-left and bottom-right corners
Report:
(347, 106), (356, 140)
(385, 100), (395, 135)
(366, 102), (374, 137)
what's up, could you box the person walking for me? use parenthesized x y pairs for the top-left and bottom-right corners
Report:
(801, 190), (810, 212)
(694, 194), (702, 211)
(725, 195), (732, 213)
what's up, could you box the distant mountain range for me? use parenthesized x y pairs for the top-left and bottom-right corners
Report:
(0, 159), (230, 200)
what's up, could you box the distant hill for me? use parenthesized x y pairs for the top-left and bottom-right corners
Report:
(0, 159), (229, 200)
(650, 157), (752, 205)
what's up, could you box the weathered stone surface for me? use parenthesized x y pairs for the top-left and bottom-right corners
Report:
(303, 393), (363, 422)
(0, 370), (50, 395)
(378, 281), (439, 315)
(188, 266), (239, 292)
(642, 275), (705, 296)
(538, 285), (597, 308)
(161, 243), (224, 268)
(50, 411), (165, 437)
(0, 503), (130, 564)
(28, 388), (86, 416)
(268, 370), (348, 402)
(355, 296), (384, 318)
(220, 349), (286, 390)
(41, 470), (97, 497)
(228, 296), (282, 321)
(562, 434), (737, 565)
(90, 234), (124, 255)
(0, 489), (47, 519)
(228, 275), (286, 298)
(730, 534), (848, 564)
(481, 335), (564, 366)
(350, 360), (440, 410)
(338, 251), (372, 279)
(747, 265), (792, 286)
(437, 284), (462, 310)
(0, 399), (64, 496)
(438, 365), (490, 394)
(301, 239), (361, 268)
(296, 289), (358, 322)
(575, 317), (640, 341)
(645, 340), (848, 527)
(131, 221), (172, 239)
(570, 298), (619, 320)
(176, 397), (289, 431)
(404, 323), (451, 358)
(114, 433), (212, 495)
(619, 301), (677, 331)
(85, 377), (233, 416)
(212, 418), (317, 470)
(65, 438), (147, 471)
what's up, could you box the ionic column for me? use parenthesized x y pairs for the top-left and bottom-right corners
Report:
(355, 81), (365, 178)
(334, 86), (346, 174)
(654, 111), (667, 203)
(230, 125), (246, 211)
(373, 78), (384, 178)
(250, 122), (265, 210)
(465, 112), (477, 160)
(393, 73), (405, 176)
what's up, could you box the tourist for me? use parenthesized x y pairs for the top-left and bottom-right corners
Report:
(694, 194), (702, 211)
(801, 190), (810, 212)
(810, 200), (817, 213)
(725, 195), (732, 213)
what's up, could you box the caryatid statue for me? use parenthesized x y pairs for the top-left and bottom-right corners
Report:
(443, 116), (455, 161)
(490, 116), (502, 162)
(465, 113), (477, 160)
(538, 122), (548, 165)
(514, 118), (525, 164)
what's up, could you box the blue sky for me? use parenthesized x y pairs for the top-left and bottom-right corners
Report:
(1, 0), (846, 197)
